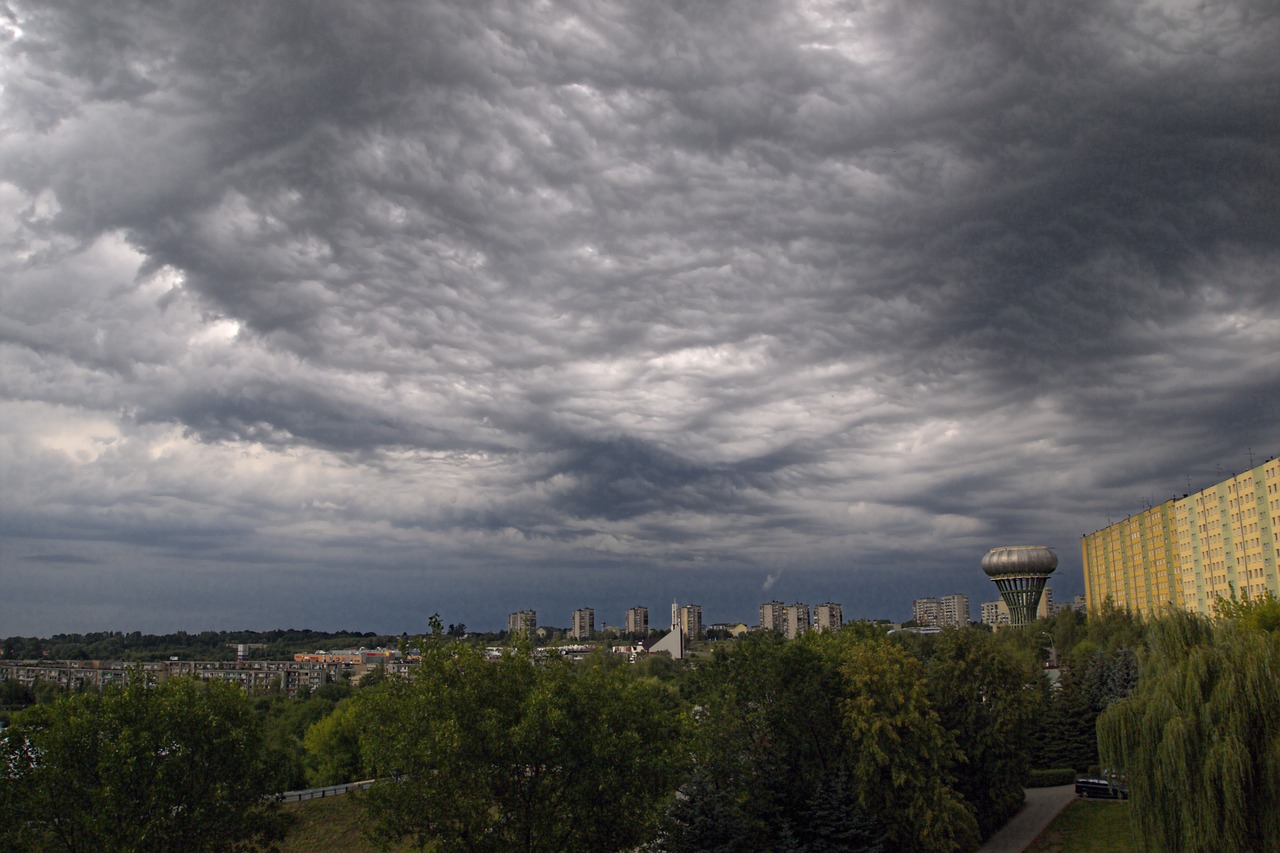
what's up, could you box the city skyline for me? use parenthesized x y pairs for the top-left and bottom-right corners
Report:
(2, 2), (1277, 635)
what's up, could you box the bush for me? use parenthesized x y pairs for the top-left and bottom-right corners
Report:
(1028, 768), (1077, 787)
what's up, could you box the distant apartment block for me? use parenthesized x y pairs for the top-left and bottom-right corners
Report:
(759, 600), (785, 632)
(1083, 457), (1280, 617)
(784, 603), (810, 639)
(679, 604), (703, 640)
(507, 610), (537, 638)
(980, 600), (1007, 627)
(0, 658), (364, 700)
(572, 608), (595, 640)
(981, 588), (1053, 628)
(912, 597), (940, 627)
(625, 606), (649, 636)
(812, 602), (843, 632)
(939, 594), (970, 627)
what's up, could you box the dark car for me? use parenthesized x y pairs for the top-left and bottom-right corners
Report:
(1075, 772), (1128, 799)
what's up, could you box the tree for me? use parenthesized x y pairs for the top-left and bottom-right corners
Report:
(656, 766), (756, 853)
(303, 696), (366, 786)
(674, 631), (851, 847)
(785, 770), (885, 853)
(1031, 668), (1098, 771)
(924, 629), (1041, 838)
(1098, 613), (1280, 852)
(841, 641), (979, 853)
(0, 676), (287, 852)
(673, 629), (972, 852)
(359, 639), (684, 852)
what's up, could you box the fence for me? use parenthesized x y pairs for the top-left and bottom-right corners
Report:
(276, 778), (376, 803)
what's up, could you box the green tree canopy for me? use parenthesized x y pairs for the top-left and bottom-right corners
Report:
(0, 676), (287, 853)
(1098, 613), (1280, 852)
(842, 640), (979, 853)
(358, 639), (684, 852)
(923, 629), (1042, 838)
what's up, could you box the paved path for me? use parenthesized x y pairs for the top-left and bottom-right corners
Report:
(978, 785), (1078, 853)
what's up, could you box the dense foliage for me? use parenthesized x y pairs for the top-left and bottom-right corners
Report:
(649, 625), (1042, 852)
(27, 604), (1277, 853)
(355, 638), (685, 852)
(0, 677), (287, 853)
(1098, 607), (1280, 853)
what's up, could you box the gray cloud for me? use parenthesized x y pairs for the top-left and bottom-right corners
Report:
(1, 0), (1277, 634)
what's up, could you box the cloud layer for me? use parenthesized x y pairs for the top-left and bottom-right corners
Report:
(2, 0), (1277, 633)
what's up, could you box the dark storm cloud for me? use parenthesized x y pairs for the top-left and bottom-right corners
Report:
(1, 0), (1277, 633)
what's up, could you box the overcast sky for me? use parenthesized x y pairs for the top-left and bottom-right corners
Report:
(1, 0), (1277, 636)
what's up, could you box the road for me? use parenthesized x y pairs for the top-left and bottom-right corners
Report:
(978, 785), (1078, 853)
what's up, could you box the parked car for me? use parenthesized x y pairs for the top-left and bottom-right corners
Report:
(1075, 772), (1128, 799)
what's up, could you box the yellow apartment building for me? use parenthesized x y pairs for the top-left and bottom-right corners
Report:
(1083, 457), (1280, 617)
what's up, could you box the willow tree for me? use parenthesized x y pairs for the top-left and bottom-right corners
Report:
(1098, 613), (1280, 852)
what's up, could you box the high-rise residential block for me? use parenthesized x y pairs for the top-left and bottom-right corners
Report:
(980, 600), (1007, 627)
(813, 602), (843, 632)
(759, 600), (785, 632)
(912, 597), (940, 627)
(1083, 458), (1280, 617)
(1082, 500), (1181, 617)
(939, 594), (970, 627)
(571, 608), (595, 640)
(679, 604), (702, 639)
(784, 603), (810, 639)
(625, 606), (649, 636)
(507, 610), (536, 638)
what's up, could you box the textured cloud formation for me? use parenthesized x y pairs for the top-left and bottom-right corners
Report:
(1, 0), (1277, 633)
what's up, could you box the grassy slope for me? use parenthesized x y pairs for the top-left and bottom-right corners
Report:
(285, 790), (1138, 853)
(279, 792), (417, 853)
(1025, 799), (1137, 853)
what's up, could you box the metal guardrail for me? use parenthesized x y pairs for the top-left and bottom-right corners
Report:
(276, 778), (376, 803)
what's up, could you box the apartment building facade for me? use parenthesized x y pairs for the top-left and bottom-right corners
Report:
(625, 606), (649, 636)
(571, 608), (595, 640)
(1083, 458), (1280, 617)
(759, 600), (785, 632)
(912, 597), (940, 627)
(507, 610), (537, 638)
(939, 594), (970, 627)
(784, 603), (810, 639)
(812, 602), (843, 632)
(679, 604), (703, 640)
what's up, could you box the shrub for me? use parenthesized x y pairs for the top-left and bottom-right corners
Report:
(1028, 768), (1077, 787)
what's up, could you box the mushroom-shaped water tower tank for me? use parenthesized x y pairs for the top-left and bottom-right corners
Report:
(982, 546), (1057, 628)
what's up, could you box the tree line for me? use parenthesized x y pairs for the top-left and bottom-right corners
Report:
(3, 600), (1277, 852)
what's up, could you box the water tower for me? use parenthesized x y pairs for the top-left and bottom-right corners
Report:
(982, 546), (1057, 628)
